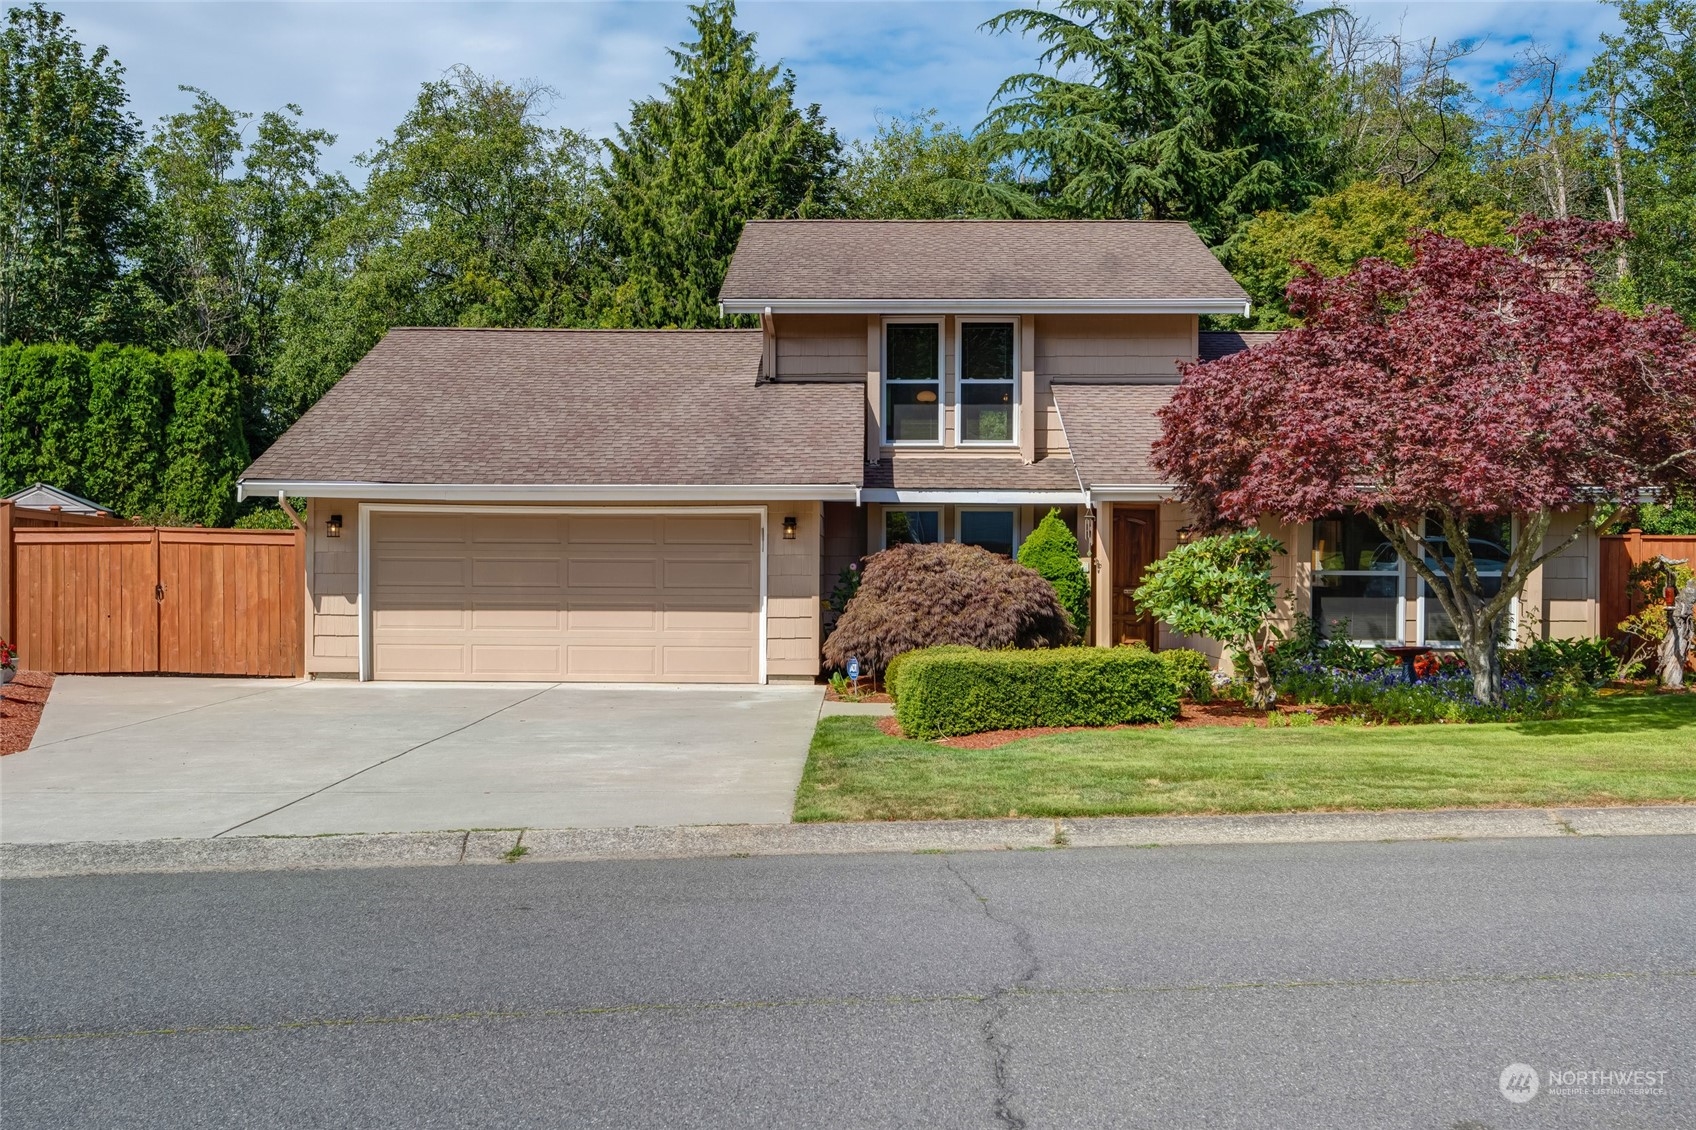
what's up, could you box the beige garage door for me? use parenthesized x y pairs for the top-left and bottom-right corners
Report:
(370, 511), (762, 682)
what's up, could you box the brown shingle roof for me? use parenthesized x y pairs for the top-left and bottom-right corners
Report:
(1198, 330), (1281, 361)
(720, 221), (1248, 306)
(242, 329), (865, 487)
(863, 456), (1082, 493)
(1049, 384), (1177, 488)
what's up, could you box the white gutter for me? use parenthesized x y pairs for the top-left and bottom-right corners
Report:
(721, 298), (1252, 316)
(275, 491), (305, 530)
(860, 489), (1088, 505)
(237, 480), (862, 503)
(1085, 484), (1177, 502)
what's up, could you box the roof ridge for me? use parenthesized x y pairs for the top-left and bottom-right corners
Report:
(385, 326), (762, 334)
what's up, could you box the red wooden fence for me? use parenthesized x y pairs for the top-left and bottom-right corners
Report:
(1, 500), (305, 676)
(1599, 528), (1696, 638)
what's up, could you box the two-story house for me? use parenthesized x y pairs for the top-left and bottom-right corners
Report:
(238, 220), (1602, 683)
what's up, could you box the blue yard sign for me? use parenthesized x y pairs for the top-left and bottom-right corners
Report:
(846, 657), (860, 682)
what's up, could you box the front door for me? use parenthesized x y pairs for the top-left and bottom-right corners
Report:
(1110, 506), (1160, 648)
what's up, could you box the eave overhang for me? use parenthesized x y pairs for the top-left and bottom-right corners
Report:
(237, 480), (864, 503)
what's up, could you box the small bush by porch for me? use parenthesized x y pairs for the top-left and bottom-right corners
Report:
(793, 691), (1696, 823)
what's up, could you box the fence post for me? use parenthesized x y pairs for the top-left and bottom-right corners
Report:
(1627, 527), (1644, 565)
(0, 499), (13, 645)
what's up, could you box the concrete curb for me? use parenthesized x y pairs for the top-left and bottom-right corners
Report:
(4, 805), (1694, 879)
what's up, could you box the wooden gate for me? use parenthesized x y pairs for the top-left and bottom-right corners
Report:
(1, 502), (304, 676)
(1600, 528), (1696, 638)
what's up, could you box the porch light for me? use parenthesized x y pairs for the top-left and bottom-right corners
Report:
(916, 390), (938, 404)
(782, 516), (797, 540)
(326, 513), (343, 538)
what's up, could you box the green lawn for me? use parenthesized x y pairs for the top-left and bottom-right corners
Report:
(793, 693), (1696, 822)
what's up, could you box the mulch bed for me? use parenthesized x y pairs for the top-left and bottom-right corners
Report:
(877, 699), (1360, 749)
(0, 671), (54, 755)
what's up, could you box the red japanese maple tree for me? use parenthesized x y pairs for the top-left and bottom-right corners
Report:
(1156, 219), (1696, 704)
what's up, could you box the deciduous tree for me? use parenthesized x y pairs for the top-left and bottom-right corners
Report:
(1155, 219), (1696, 704)
(1, 4), (150, 345)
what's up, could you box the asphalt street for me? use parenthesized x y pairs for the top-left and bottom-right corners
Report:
(3, 836), (1692, 1128)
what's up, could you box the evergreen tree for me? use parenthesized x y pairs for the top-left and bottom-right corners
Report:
(83, 344), (168, 519)
(161, 349), (247, 527)
(1, 4), (152, 345)
(838, 110), (1029, 219)
(1018, 509), (1091, 636)
(598, 0), (839, 327)
(980, 0), (1339, 243)
(0, 342), (89, 495)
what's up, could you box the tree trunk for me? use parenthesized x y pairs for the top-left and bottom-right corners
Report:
(1244, 640), (1276, 710)
(1459, 626), (1505, 705)
(1661, 582), (1695, 690)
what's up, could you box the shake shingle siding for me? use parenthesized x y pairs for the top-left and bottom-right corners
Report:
(242, 328), (865, 486)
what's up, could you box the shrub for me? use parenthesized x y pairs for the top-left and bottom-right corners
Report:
(1017, 508), (1089, 635)
(823, 542), (1075, 674)
(1156, 647), (1214, 702)
(894, 646), (1179, 740)
(1132, 531), (1285, 708)
(1503, 638), (1617, 687)
(1266, 614), (1395, 680)
(884, 644), (974, 704)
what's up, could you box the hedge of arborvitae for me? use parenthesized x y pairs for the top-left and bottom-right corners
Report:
(1, 343), (248, 526)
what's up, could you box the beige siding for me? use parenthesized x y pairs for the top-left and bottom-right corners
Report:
(1033, 314), (1197, 381)
(303, 500), (824, 682)
(306, 499), (360, 674)
(774, 314), (866, 380)
(1531, 508), (1598, 640)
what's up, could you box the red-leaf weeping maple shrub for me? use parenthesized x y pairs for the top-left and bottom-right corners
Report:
(821, 542), (1076, 675)
(1155, 218), (1696, 705)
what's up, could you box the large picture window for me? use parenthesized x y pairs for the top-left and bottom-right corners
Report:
(1311, 513), (1402, 643)
(958, 321), (1016, 445)
(1420, 516), (1513, 644)
(883, 321), (942, 444)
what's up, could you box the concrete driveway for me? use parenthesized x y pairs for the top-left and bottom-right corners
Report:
(0, 678), (824, 843)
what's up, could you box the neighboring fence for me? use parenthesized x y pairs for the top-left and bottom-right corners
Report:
(0, 500), (305, 676)
(1599, 528), (1696, 638)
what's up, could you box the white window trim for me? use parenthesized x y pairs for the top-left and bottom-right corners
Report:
(956, 506), (1021, 556)
(882, 317), (944, 447)
(357, 504), (768, 685)
(954, 316), (1019, 448)
(880, 506), (944, 550)
(1413, 517), (1518, 648)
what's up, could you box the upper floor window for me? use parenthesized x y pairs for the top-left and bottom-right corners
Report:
(884, 321), (942, 444)
(958, 321), (1016, 445)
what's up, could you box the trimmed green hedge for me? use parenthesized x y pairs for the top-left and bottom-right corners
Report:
(894, 646), (1180, 740)
(1156, 648), (1214, 703)
(885, 644), (975, 704)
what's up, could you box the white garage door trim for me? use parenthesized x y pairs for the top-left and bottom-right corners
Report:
(357, 504), (768, 683)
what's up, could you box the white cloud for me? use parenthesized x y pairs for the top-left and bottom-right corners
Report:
(55, 0), (1622, 176)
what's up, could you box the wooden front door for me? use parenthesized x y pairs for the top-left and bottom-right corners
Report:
(1110, 506), (1160, 648)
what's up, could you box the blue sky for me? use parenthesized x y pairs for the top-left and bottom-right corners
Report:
(59, 1), (1623, 174)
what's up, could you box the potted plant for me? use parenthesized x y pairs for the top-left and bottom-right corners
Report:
(0, 638), (16, 687)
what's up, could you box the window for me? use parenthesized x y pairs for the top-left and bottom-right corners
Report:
(1311, 513), (1402, 643)
(958, 321), (1016, 445)
(1419, 516), (1513, 645)
(884, 321), (942, 444)
(884, 508), (941, 548)
(959, 509), (1017, 557)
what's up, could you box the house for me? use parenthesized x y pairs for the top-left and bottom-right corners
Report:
(237, 220), (1603, 683)
(5, 483), (111, 516)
